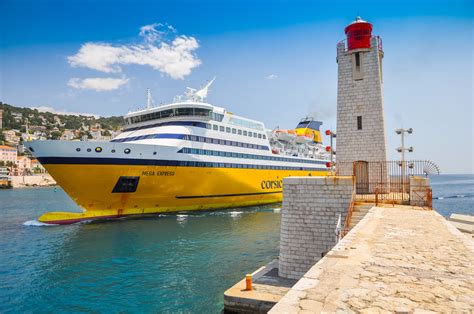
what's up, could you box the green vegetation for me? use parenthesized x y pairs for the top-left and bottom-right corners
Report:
(0, 102), (124, 135)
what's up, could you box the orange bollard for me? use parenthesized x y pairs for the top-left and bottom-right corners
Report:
(245, 274), (252, 291)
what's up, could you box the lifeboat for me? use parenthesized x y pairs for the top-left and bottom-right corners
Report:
(295, 132), (314, 144)
(274, 129), (296, 142)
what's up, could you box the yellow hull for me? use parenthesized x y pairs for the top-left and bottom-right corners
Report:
(40, 164), (328, 224)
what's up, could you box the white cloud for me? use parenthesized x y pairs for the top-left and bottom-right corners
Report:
(31, 106), (99, 118)
(68, 23), (201, 80)
(68, 77), (129, 92)
(266, 74), (278, 80)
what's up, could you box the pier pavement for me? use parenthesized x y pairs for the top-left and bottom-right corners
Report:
(270, 205), (474, 313)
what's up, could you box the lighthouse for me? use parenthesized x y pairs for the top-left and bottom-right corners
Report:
(336, 17), (387, 166)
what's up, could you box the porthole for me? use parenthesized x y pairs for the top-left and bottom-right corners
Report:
(87, 148), (91, 152)
(29, 147), (35, 152)
(76, 148), (81, 152)
(124, 148), (131, 154)
(95, 147), (102, 153)
(153, 152), (157, 155)
(111, 149), (116, 153)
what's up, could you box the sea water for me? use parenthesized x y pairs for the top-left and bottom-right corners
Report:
(0, 174), (472, 313)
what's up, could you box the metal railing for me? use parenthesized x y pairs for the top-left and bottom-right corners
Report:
(337, 35), (383, 52)
(336, 160), (439, 205)
(340, 191), (356, 238)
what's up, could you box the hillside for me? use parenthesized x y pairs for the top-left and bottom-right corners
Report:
(0, 102), (124, 142)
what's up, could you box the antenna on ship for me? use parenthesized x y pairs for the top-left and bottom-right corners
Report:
(146, 88), (154, 109)
(194, 77), (216, 101)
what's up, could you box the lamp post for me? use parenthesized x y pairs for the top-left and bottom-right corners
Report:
(395, 128), (413, 195)
(325, 130), (336, 175)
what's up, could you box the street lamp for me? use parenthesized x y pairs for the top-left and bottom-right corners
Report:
(325, 130), (336, 175)
(395, 128), (414, 194)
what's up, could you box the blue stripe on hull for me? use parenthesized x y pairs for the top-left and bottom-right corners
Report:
(37, 157), (329, 171)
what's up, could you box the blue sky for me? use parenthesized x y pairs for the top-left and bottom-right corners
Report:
(1, 0), (473, 173)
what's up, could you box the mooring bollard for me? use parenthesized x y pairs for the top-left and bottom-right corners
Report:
(245, 274), (252, 291)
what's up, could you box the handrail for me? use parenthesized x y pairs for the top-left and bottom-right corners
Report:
(341, 190), (356, 238)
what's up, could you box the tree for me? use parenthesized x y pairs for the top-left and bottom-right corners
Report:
(50, 131), (61, 140)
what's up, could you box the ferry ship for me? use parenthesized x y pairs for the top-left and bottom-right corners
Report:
(28, 79), (331, 224)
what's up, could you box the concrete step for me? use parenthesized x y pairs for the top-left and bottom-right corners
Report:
(450, 214), (474, 225)
(351, 213), (367, 220)
(449, 221), (474, 234)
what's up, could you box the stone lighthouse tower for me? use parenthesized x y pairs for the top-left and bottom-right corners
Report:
(336, 17), (387, 166)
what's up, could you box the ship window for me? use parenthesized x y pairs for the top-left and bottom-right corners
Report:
(258, 133), (262, 139)
(206, 124), (212, 129)
(253, 132), (257, 138)
(232, 128), (236, 134)
(220, 126), (225, 132)
(238, 129), (242, 135)
(213, 125), (218, 131)
(226, 127), (231, 133)
(243, 130), (248, 136)
(87, 148), (91, 152)
(357, 116), (362, 130)
(124, 148), (131, 154)
(112, 176), (140, 193)
(263, 135), (266, 139)
(76, 148), (81, 152)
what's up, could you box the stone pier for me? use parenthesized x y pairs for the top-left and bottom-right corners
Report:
(270, 206), (474, 313)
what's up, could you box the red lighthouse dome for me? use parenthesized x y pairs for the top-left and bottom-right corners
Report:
(344, 16), (373, 50)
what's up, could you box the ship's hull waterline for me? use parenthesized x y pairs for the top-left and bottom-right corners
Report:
(39, 163), (328, 224)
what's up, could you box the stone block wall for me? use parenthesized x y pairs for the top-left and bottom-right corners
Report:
(410, 176), (431, 207)
(279, 176), (354, 279)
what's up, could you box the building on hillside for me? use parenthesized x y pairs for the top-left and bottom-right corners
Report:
(89, 129), (102, 140)
(15, 156), (32, 175)
(0, 145), (17, 164)
(31, 159), (46, 174)
(11, 112), (23, 123)
(2, 130), (20, 144)
(60, 129), (75, 141)
(53, 116), (63, 126)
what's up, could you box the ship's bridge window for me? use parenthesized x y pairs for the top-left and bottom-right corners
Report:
(228, 117), (264, 131)
(296, 120), (322, 130)
(127, 107), (212, 125)
(212, 112), (224, 122)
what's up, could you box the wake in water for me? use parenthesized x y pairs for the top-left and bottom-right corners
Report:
(23, 219), (93, 227)
(433, 194), (472, 200)
(229, 211), (243, 218)
(23, 220), (56, 227)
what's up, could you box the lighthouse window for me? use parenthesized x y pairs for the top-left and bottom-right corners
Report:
(355, 53), (360, 71)
(357, 116), (363, 130)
